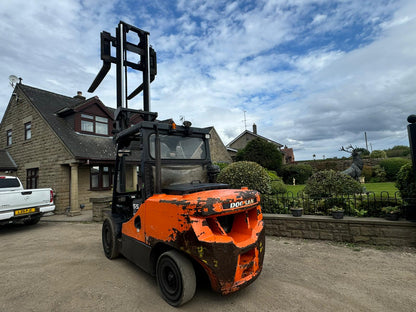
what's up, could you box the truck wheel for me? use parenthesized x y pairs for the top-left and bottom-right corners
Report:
(156, 250), (196, 307)
(23, 215), (41, 225)
(102, 217), (120, 259)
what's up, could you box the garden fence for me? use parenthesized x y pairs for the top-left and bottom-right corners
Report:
(261, 190), (408, 217)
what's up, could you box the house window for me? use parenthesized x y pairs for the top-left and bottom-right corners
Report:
(25, 122), (32, 140)
(6, 130), (12, 146)
(80, 114), (108, 135)
(90, 165), (112, 190)
(81, 114), (94, 132)
(27, 168), (39, 189)
(95, 116), (108, 135)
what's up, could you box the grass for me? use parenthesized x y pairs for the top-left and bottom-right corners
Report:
(285, 182), (399, 197)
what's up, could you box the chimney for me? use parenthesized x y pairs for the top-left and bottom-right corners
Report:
(253, 123), (257, 134)
(73, 91), (86, 100)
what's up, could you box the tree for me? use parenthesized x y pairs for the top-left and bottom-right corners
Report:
(354, 147), (370, 157)
(279, 164), (313, 184)
(236, 138), (283, 172)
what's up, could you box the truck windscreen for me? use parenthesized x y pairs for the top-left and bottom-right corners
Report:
(150, 134), (207, 160)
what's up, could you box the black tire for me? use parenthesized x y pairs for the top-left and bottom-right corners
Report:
(23, 214), (41, 225)
(102, 217), (120, 259)
(156, 250), (196, 307)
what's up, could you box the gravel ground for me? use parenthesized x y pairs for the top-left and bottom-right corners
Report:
(0, 221), (415, 312)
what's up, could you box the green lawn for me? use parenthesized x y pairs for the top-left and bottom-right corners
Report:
(285, 182), (399, 197)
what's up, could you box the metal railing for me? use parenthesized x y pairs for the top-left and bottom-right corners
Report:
(261, 191), (404, 217)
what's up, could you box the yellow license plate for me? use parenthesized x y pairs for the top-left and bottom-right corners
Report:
(14, 208), (36, 216)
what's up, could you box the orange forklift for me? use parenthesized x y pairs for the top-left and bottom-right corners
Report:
(88, 21), (265, 306)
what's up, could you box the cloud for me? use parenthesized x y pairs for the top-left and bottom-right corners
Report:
(0, 0), (415, 162)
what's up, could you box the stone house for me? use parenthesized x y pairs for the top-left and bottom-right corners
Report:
(0, 83), (231, 214)
(226, 123), (294, 163)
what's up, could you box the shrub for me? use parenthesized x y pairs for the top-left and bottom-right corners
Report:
(396, 163), (416, 203)
(260, 194), (285, 213)
(385, 145), (410, 158)
(355, 198), (402, 217)
(379, 158), (410, 181)
(235, 138), (282, 172)
(361, 165), (373, 182)
(279, 164), (313, 184)
(370, 150), (387, 159)
(304, 170), (363, 198)
(267, 171), (287, 195)
(217, 161), (271, 194)
(370, 165), (387, 182)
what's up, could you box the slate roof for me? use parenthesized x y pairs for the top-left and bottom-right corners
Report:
(0, 149), (17, 170)
(18, 84), (116, 161)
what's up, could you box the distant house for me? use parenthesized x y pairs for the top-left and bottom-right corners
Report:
(226, 123), (294, 163)
(0, 83), (230, 214)
(282, 145), (295, 164)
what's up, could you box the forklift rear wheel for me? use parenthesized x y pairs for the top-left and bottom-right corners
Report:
(156, 250), (196, 306)
(102, 217), (120, 259)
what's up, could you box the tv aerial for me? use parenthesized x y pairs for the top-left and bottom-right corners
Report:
(9, 75), (20, 88)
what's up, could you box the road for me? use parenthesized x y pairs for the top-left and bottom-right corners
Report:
(0, 221), (415, 312)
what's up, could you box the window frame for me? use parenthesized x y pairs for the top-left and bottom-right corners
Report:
(90, 165), (113, 191)
(24, 122), (32, 140)
(26, 168), (39, 189)
(80, 114), (109, 136)
(6, 129), (12, 146)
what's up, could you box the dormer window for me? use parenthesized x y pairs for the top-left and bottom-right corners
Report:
(80, 114), (108, 136)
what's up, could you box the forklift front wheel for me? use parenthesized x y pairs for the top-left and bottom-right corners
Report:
(102, 217), (120, 259)
(156, 250), (196, 307)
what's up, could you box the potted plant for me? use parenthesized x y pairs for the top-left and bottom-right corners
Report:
(382, 206), (400, 221)
(289, 199), (303, 217)
(331, 206), (344, 219)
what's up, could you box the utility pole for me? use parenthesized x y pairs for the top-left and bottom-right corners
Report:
(365, 132), (368, 151)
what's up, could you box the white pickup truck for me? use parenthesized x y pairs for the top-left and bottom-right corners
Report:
(0, 176), (55, 226)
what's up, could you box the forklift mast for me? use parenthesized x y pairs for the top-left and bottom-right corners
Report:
(88, 21), (158, 202)
(88, 21), (158, 131)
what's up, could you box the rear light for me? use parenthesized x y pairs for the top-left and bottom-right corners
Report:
(50, 190), (54, 203)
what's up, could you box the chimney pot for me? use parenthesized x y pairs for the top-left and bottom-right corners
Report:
(73, 91), (86, 100)
(253, 123), (257, 134)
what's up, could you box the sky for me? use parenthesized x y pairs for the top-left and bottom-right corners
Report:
(1, 0), (415, 161)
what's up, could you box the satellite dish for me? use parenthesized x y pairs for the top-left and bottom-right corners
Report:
(9, 75), (19, 87)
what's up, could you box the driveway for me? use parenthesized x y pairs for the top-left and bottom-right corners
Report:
(0, 221), (415, 312)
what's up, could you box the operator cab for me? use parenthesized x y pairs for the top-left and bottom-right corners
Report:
(112, 119), (225, 218)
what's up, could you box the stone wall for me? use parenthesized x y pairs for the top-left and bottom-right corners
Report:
(264, 214), (416, 247)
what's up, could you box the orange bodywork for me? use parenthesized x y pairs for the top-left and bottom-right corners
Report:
(122, 187), (265, 294)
